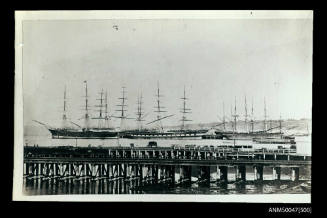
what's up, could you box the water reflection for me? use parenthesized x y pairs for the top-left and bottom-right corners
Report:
(23, 178), (311, 195)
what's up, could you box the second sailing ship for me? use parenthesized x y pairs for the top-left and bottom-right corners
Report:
(120, 84), (208, 139)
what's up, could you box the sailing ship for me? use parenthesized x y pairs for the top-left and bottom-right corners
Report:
(214, 97), (285, 140)
(120, 84), (208, 139)
(37, 81), (118, 139)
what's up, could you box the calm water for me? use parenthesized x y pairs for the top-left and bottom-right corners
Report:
(23, 178), (311, 195)
(23, 134), (311, 195)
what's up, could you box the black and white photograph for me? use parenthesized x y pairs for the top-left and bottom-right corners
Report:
(13, 11), (312, 202)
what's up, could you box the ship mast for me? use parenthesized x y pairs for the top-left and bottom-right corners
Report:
(104, 91), (110, 129)
(279, 114), (282, 136)
(116, 86), (128, 131)
(145, 82), (174, 130)
(154, 82), (166, 132)
(231, 99), (238, 146)
(232, 97), (239, 133)
(250, 100), (254, 133)
(94, 89), (104, 128)
(244, 95), (249, 133)
(62, 85), (67, 129)
(180, 86), (192, 131)
(222, 102), (226, 131)
(99, 89), (104, 118)
(264, 97), (268, 132)
(83, 81), (90, 129)
(230, 105), (234, 133)
(136, 92), (145, 131)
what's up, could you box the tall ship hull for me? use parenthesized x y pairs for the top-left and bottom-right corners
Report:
(120, 130), (208, 139)
(49, 128), (118, 139)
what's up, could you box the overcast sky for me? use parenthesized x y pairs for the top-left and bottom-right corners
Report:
(22, 18), (312, 128)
